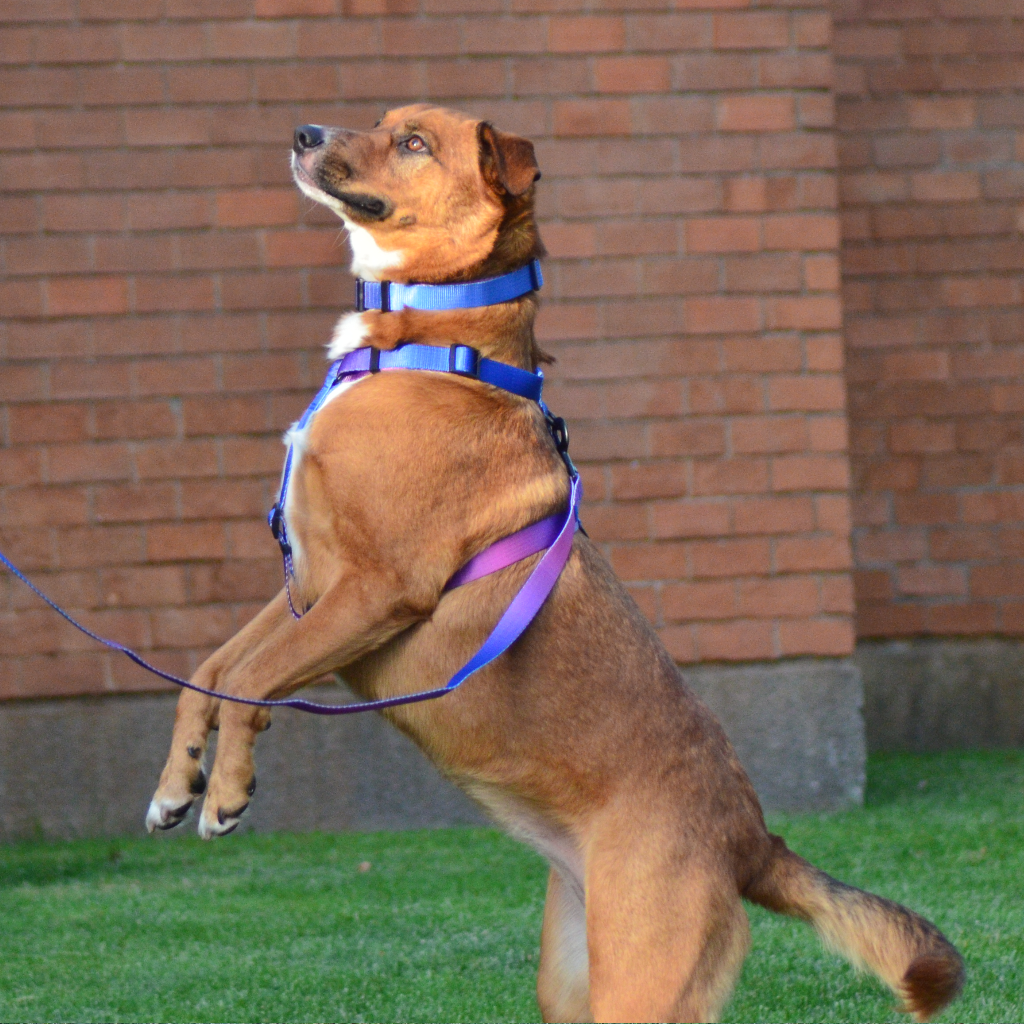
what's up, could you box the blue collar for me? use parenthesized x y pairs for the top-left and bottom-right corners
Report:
(356, 259), (543, 313)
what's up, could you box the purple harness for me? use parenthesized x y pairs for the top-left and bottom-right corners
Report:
(0, 339), (580, 716)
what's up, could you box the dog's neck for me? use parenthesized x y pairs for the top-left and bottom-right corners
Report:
(329, 200), (548, 372)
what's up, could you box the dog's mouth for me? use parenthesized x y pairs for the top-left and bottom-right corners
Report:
(291, 155), (392, 223)
(321, 186), (392, 221)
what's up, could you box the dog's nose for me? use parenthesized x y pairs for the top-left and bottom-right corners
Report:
(294, 125), (326, 153)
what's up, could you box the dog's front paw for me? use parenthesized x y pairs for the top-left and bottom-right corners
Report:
(197, 776), (255, 839)
(146, 794), (195, 832)
(146, 743), (208, 833)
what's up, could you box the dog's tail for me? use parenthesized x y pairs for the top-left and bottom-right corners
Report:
(744, 834), (964, 1022)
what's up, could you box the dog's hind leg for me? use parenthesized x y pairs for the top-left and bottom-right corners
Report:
(584, 812), (750, 1024)
(146, 592), (292, 832)
(537, 867), (592, 1023)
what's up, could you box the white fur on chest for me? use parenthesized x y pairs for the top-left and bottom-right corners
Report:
(327, 311), (370, 360)
(280, 376), (360, 570)
(464, 780), (586, 904)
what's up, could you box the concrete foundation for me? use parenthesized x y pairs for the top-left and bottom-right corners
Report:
(683, 658), (866, 813)
(1, 658), (866, 841)
(856, 638), (1024, 751)
(0, 684), (485, 843)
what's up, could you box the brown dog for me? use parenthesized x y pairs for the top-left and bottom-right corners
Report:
(146, 105), (963, 1023)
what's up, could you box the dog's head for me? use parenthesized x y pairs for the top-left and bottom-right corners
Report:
(291, 104), (541, 284)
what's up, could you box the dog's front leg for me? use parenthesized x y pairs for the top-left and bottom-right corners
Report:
(197, 577), (421, 838)
(146, 592), (293, 832)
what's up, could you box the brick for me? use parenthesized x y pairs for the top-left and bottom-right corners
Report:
(778, 618), (854, 657)
(49, 442), (132, 484)
(152, 606), (235, 649)
(94, 483), (177, 523)
(0, 196), (36, 233)
(649, 499), (731, 540)
(95, 401), (177, 440)
(732, 415), (807, 454)
(133, 357), (219, 398)
(649, 421), (726, 458)
(595, 57), (671, 94)
(696, 620), (774, 661)
(9, 403), (89, 444)
(255, 64), (338, 101)
(0, 68), (78, 107)
(222, 271), (304, 310)
(45, 277), (128, 317)
(610, 541), (688, 582)
(763, 214), (840, 251)
(256, 0), (336, 14)
(462, 17), (547, 54)
(907, 97), (977, 130)
(81, 67), (165, 106)
(897, 566), (967, 598)
(723, 253), (801, 293)
(718, 95), (795, 133)
(713, 12), (789, 50)
(685, 296), (762, 334)
(734, 495), (815, 535)
(147, 523), (226, 562)
(207, 22), (295, 58)
(927, 602), (998, 636)
(911, 171), (982, 203)
(166, 65), (253, 104)
(773, 454), (850, 492)
(626, 14), (710, 52)
(99, 565), (188, 608)
(722, 338), (801, 374)
(611, 462), (688, 501)
(738, 577), (819, 618)
(768, 375), (846, 412)
(121, 24), (205, 61)
(687, 217), (760, 254)
(663, 581), (736, 621)
(690, 538), (770, 577)
(889, 421), (955, 455)
(776, 535), (852, 572)
(548, 16), (624, 51)
(553, 99), (632, 137)
(135, 275), (216, 314)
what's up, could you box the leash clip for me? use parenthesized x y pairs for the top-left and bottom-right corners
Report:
(267, 503), (291, 557)
(543, 406), (578, 479)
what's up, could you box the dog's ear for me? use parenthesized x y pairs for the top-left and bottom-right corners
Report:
(477, 121), (540, 198)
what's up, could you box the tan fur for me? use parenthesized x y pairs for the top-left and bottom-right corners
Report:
(147, 105), (964, 1022)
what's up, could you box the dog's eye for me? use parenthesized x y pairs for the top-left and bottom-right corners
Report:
(401, 135), (429, 154)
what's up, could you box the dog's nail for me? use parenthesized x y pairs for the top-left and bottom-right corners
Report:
(217, 802), (248, 826)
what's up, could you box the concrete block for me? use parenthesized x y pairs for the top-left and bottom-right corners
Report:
(682, 658), (866, 812)
(856, 639), (1024, 751)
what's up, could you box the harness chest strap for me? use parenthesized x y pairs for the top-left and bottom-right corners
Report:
(0, 344), (581, 716)
(268, 341), (571, 612)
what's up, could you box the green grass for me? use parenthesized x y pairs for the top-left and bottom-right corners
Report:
(0, 750), (1020, 1024)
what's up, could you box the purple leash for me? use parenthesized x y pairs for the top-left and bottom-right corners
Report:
(0, 342), (581, 715)
(0, 476), (578, 715)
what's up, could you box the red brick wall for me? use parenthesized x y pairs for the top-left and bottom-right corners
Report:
(836, 1), (1024, 637)
(0, 1), (853, 700)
